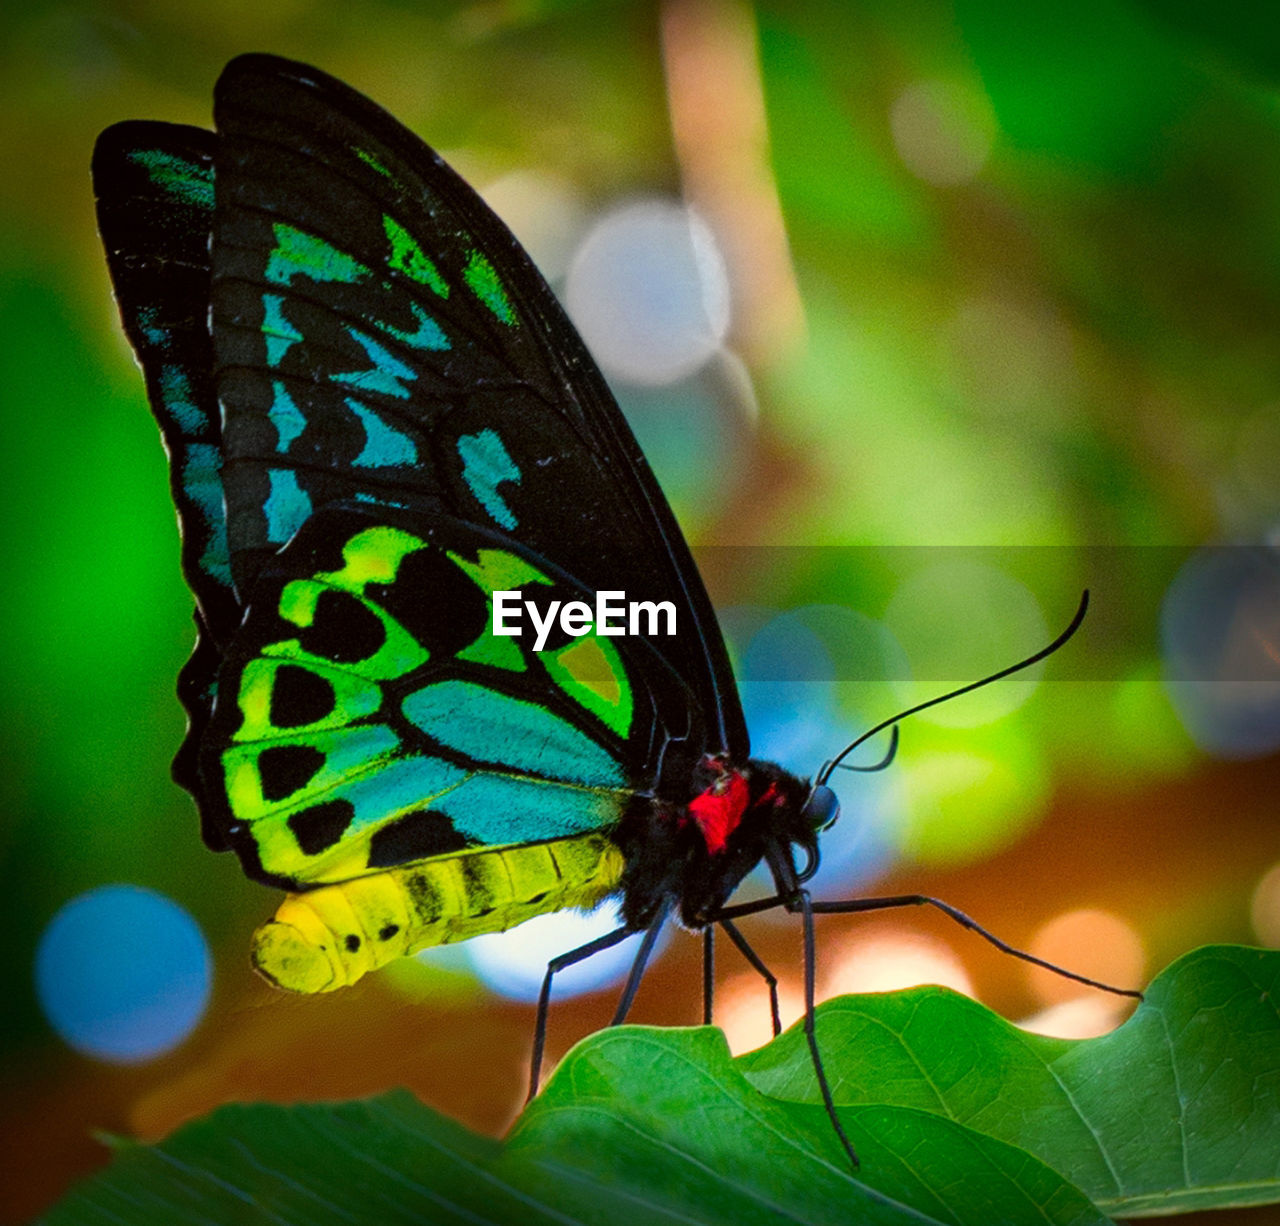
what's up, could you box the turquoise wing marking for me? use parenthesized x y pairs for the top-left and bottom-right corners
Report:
(457, 429), (520, 529)
(430, 773), (622, 847)
(402, 681), (626, 786)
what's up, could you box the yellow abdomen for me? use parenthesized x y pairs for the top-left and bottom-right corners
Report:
(251, 832), (626, 993)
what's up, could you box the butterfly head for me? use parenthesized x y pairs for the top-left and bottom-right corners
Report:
(800, 783), (840, 833)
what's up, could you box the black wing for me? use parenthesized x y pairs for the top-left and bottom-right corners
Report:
(92, 122), (238, 848)
(94, 55), (750, 879)
(208, 53), (747, 775)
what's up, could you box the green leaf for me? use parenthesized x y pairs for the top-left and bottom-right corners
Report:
(46, 1098), (518, 1226)
(42, 946), (1276, 1224)
(739, 944), (1280, 1217)
(505, 1026), (1109, 1226)
(43, 1034), (1108, 1226)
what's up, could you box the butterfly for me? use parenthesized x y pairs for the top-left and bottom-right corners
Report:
(94, 54), (1133, 1165)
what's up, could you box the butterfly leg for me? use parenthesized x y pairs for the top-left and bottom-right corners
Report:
(702, 926), (714, 1025)
(719, 918), (782, 1037)
(798, 885), (860, 1168)
(759, 842), (860, 1168)
(610, 896), (673, 1026)
(529, 923), (635, 1101)
(712, 891), (1141, 999)
(809, 895), (1143, 999)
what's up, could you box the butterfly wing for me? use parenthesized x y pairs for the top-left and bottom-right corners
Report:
(92, 122), (238, 849)
(96, 54), (745, 895)
(208, 53), (745, 774)
(208, 502), (698, 889)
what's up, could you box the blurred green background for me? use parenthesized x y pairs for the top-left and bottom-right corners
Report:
(3, 1), (1280, 1221)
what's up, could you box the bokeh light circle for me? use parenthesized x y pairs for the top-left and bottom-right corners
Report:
(897, 742), (1048, 865)
(884, 562), (1049, 728)
(35, 884), (212, 1063)
(717, 972), (804, 1056)
(890, 78), (996, 186)
(1018, 995), (1131, 1040)
(565, 199), (730, 386)
(1161, 545), (1280, 758)
(822, 931), (974, 999)
(465, 902), (653, 1003)
(1250, 861), (1280, 947)
(1025, 907), (1145, 1006)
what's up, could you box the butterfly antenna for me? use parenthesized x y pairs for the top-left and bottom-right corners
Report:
(827, 723), (899, 775)
(816, 590), (1089, 787)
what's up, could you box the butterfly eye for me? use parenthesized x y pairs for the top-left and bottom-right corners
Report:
(801, 784), (840, 831)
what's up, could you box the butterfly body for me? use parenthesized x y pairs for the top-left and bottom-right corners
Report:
(255, 831), (625, 993)
(613, 757), (817, 931)
(252, 757), (821, 994)
(94, 54), (832, 994)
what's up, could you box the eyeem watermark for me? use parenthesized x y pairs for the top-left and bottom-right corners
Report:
(493, 590), (676, 652)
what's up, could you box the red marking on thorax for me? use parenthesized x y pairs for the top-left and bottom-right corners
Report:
(687, 770), (750, 855)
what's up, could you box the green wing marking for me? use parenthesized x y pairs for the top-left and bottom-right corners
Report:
(266, 223), (370, 287)
(383, 214), (448, 296)
(543, 637), (633, 738)
(126, 147), (215, 209)
(462, 249), (517, 324)
(208, 508), (648, 889)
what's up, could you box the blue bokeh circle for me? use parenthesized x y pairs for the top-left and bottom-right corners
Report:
(34, 884), (212, 1063)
